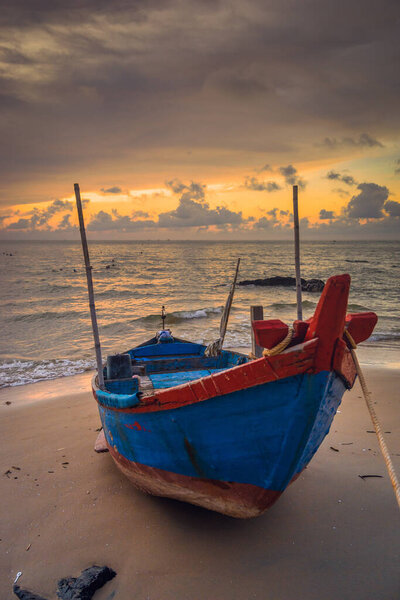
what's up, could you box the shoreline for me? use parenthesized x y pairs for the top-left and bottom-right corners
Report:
(0, 362), (399, 599)
(1, 341), (399, 407)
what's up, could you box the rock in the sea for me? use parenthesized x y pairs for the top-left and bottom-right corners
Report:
(302, 278), (325, 292)
(239, 276), (324, 292)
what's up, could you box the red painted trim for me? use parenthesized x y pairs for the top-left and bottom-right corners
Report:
(109, 446), (283, 518)
(99, 338), (318, 414)
(345, 312), (378, 344)
(305, 274), (350, 372)
(252, 319), (289, 349)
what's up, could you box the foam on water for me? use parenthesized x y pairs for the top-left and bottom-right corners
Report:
(0, 240), (399, 388)
(0, 358), (95, 388)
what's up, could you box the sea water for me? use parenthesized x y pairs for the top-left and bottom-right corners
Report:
(0, 240), (399, 387)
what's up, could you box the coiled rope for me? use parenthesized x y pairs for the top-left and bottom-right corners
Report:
(345, 329), (400, 509)
(262, 327), (294, 357)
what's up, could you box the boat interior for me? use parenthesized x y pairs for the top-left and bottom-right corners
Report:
(103, 336), (249, 397)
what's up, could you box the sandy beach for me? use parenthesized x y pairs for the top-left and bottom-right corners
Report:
(1, 364), (399, 600)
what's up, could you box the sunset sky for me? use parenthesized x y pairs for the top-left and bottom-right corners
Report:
(0, 0), (399, 240)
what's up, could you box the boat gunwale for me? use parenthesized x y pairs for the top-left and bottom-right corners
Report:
(92, 337), (319, 414)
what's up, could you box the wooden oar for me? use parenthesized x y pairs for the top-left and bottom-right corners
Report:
(205, 258), (240, 356)
(74, 183), (105, 390)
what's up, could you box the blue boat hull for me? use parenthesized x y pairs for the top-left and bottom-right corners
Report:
(98, 370), (346, 517)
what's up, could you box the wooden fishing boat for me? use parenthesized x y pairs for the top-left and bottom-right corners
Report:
(92, 273), (377, 518)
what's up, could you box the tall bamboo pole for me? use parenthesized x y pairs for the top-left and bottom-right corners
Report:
(293, 185), (303, 321)
(74, 183), (105, 390)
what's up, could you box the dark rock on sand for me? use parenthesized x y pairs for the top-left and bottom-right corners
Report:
(13, 585), (48, 600)
(57, 565), (116, 600)
(239, 276), (324, 292)
(13, 566), (116, 600)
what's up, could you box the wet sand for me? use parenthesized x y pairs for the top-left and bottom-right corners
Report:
(0, 366), (399, 600)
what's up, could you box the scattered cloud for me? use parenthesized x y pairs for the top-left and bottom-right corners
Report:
(278, 165), (306, 189)
(395, 159), (400, 175)
(87, 209), (155, 232)
(2, 199), (73, 231)
(326, 171), (357, 186)
(244, 177), (281, 192)
(384, 200), (400, 217)
(100, 186), (123, 194)
(320, 133), (384, 149)
(160, 180), (243, 228)
(333, 187), (351, 198)
(319, 209), (335, 220)
(57, 213), (78, 232)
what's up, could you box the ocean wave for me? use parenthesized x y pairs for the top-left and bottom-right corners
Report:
(96, 289), (137, 299)
(130, 306), (224, 325)
(266, 300), (316, 311)
(347, 303), (373, 312)
(13, 309), (84, 322)
(366, 331), (400, 343)
(0, 358), (95, 388)
(47, 283), (86, 292)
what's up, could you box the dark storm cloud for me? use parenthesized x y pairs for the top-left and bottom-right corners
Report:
(326, 171), (357, 186)
(0, 0), (399, 203)
(320, 133), (384, 149)
(278, 165), (306, 189)
(345, 183), (389, 218)
(244, 177), (281, 192)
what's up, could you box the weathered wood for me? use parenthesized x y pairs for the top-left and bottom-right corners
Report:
(205, 258), (241, 356)
(74, 183), (105, 390)
(94, 429), (109, 453)
(220, 258), (241, 344)
(250, 305), (264, 358)
(292, 185), (303, 321)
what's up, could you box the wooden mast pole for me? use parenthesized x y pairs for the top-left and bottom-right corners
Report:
(74, 183), (105, 390)
(293, 185), (303, 321)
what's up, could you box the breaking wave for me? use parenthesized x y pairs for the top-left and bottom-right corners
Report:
(132, 306), (224, 325)
(366, 331), (400, 343)
(0, 358), (95, 388)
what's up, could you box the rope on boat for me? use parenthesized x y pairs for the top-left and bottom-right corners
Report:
(345, 329), (400, 510)
(262, 327), (294, 357)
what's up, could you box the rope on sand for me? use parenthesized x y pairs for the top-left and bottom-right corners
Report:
(345, 329), (400, 510)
